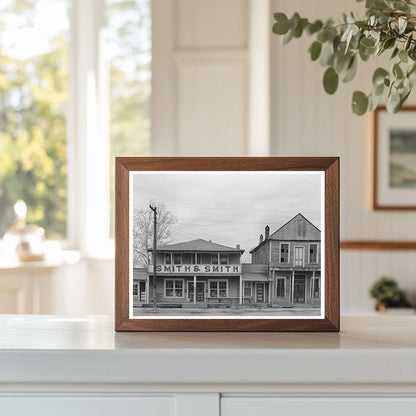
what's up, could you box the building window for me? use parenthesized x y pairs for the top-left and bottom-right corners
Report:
(209, 280), (228, 298)
(165, 253), (171, 264)
(211, 254), (219, 265)
(280, 243), (289, 263)
(309, 244), (318, 263)
(133, 283), (138, 296)
(165, 279), (183, 298)
(219, 254), (228, 265)
(244, 281), (252, 297)
(276, 278), (285, 297)
(173, 253), (181, 264)
(314, 279), (320, 298)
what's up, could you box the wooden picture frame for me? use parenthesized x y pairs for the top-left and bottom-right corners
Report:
(373, 106), (416, 210)
(115, 157), (339, 332)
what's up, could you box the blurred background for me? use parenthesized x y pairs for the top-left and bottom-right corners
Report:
(0, 0), (415, 316)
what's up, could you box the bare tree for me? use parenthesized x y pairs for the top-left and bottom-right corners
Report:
(133, 201), (177, 267)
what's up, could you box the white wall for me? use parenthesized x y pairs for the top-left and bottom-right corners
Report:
(19, 0), (414, 316)
(271, 0), (416, 313)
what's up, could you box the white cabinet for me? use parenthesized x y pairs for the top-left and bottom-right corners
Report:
(1, 397), (175, 416)
(0, 316), (416, 416)
(221, 398), (416, 416)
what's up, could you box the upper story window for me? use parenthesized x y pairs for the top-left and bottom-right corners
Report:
(280, 243), (289, 263)
(219, 254), (228, 265)
(309, 243), (318, 263)
(165, 253), (171, 265)
(211, 254), (219, 265)
(173, 253), (181, 265)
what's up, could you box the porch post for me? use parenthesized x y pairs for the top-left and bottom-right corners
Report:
(193, 275), (196, 305)
(239, 275), (243, 305)
(312, 270), (315, 299)
(291, 270), (295, 304)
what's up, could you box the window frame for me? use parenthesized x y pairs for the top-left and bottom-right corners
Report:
(132, 282), (138, 296)
(219, 253), (228, 265)
(279, 242), (290, 264)
(164, 278), (184, 298)
(308, 243), (318, 264)
(243, 281), (252, 297)
(313, 278), (320, 298)
(208, 279), (228, 298)
(173, 253), (181, 264)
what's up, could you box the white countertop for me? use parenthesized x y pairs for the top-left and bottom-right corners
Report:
(0, 315), (415, 386)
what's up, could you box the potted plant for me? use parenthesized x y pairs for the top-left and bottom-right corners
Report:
(272, 0), (416, 115)
(369, 276), (412, 312)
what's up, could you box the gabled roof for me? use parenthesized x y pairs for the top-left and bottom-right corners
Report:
(250, 213), (320, 254)
(149, 238), (244, 253)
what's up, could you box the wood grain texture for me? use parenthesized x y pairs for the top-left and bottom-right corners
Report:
(341, 241), (416, 250)
(373, 106), (416, 210)
(115, 157), (340, 332)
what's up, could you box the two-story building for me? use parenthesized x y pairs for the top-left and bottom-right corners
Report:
(250, 213), (321, 307)
(145, 239), (245, 307)
(132, 213), (321, 309)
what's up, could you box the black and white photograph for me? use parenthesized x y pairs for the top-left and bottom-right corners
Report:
(129, 171), (324, 318)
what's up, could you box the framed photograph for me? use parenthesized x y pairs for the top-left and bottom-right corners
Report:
(374, 106), (416, 209)
(115, 157), (339, 332)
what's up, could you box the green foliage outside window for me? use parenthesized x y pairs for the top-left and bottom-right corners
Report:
(0, 1), (69, 238)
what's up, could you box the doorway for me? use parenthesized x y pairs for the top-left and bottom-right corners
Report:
(188, 281), (205, 302)
(293, 275), (306, 303)
(255, 282), (265, 303)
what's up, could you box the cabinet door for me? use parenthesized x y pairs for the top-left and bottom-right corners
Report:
(0, 396), (174, 416)
(222, 397), (416, 416)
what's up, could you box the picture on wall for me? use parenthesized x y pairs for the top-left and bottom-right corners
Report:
(115, 157), (340, 332)
(374, 107), (416, 209)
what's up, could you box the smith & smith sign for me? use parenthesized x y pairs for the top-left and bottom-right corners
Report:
(148, 264), (242, 274)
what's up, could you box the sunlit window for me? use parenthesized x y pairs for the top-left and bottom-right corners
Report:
(0, 0), (151, 246)
(0, 0), (70, 239)
(106, 0), (151, 237)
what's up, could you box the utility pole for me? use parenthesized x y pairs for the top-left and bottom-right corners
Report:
(149, 204), (157, 308)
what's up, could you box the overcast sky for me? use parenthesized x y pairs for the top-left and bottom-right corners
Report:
(133, 172), (322, 262)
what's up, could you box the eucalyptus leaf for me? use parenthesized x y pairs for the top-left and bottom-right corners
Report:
(391, 47), (399, 59)
(369, 92), (383, 111)
(387, 87), (401, 112)
(342, 56), (358, 82)
(399, 49), (408, 63)
(352, 91), (369, 115)
(309, 41), (322, 61)
(372, 67), (389, 85)
(323, 67), (339, 94)
(393, 63), (404, 79)
(307, 20), (323, 35)
(282, 29), (294, 44)
(273, 13), (290, 34)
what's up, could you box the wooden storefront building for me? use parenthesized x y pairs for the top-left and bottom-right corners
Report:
(250, 213), (321, 307)
(132, 213), (321, 308)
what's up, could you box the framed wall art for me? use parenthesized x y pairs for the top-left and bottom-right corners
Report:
(115, 157), (339, 331)
(374, 106), (416, 210)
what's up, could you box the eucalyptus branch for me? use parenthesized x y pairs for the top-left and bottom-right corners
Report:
(272, 0), (416, 115)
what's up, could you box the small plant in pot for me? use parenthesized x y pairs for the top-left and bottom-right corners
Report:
(370, 276), (411, 312)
